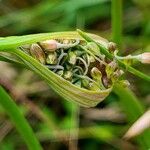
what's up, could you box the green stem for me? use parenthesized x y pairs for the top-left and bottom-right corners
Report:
(111, 0), (123, 48)
(69, 103), (79, 150)
(0, 86), (42, 150)
(77, 29), (150, 82)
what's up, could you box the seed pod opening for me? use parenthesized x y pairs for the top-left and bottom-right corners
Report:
(18, 32), (124, 107)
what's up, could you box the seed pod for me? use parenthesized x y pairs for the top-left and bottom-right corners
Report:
(46, 52), (57, 64)
(30, 44), (46, 64)
(15, 31), (114, 107)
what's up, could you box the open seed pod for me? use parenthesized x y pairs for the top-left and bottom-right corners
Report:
(0, 32), (123, 107)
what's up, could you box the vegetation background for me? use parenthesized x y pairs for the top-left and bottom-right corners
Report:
(0, 0), (150, 150)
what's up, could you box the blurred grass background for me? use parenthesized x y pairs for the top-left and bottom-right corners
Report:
(0, 0), (150, 150)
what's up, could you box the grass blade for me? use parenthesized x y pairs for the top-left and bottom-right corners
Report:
(114, 85), (150, 150)
(0, 86), (42, 150)
(111, 0), (123, 48)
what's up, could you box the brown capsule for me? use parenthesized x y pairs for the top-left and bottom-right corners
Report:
(30, 44), (46, 64)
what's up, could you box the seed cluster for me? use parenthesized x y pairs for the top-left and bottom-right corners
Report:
(21, 39), (124, 91)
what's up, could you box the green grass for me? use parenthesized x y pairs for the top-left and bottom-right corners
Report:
(111, 0), (150, 149)
(111, 0), (123, 48)
(0, 86), (42, 150)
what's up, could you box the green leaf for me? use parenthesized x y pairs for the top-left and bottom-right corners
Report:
(0, 86), (42, 150)
(114, 85), (150, 150)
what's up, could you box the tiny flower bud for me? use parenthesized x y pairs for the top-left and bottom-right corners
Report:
(30, 44), (46, 64)
(40, 40), (57, 52)
(68, 51), (77, 65)
(139, 52), (150, 64)
(63, 71), (73, 80)
(46, 52), (57, 64)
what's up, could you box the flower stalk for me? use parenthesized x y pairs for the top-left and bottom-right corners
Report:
(114, 50), (150, 64)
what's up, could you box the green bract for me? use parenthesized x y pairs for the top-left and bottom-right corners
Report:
(0, 31), (123, 107)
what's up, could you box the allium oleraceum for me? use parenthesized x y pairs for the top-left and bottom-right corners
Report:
(0, 31), (127, 107)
